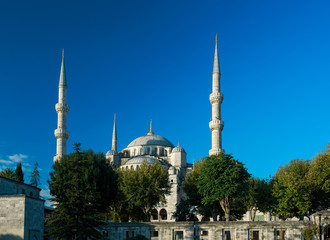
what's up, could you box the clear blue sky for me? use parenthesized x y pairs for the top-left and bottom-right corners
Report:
(0, 0), (329, 200)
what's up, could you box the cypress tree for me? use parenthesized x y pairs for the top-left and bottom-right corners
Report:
(30, 162), (40, 187)
(14, 162), (24, 183)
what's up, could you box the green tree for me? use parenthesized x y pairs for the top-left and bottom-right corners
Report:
(307, 144), (330, 211)
(30, 162), (40, 187)
(14, 162), (24, 183)
(173, 200), (198, 221)
(272, 159), (311, 219)
(0, 167), (15, 179)
(120, 162), (170, 221)
(183, 160), (220, 221)
(197, 153), (250, 221)
(47, 143), (118, 239)
(245, 177), (274, 221)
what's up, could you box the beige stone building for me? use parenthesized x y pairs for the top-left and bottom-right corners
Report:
(0, 176), (44, 240)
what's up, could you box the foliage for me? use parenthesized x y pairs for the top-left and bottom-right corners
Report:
(183, 160), (221, 221)
(272, 159), (311, 219)
(0, 167), (15, 179)
(14, 162), (24, 183)
(173, 200), (198, 221)
(47, 143), (118, 239)
(302, 222), (318, 240)
(120, 162), (170, 221)
(245, 177), (274, 221)
(307, 144), (330, 212)
(30, 162), (40, 187)
(197, 153), (250, 221)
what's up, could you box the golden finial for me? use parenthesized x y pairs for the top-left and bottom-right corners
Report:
(62, 48), (64, 57)
(147, 119), (154, 135)
(177, 141), (180, 147)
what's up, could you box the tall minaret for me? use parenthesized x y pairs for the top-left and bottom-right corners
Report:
(209, 35), (224, 155)
(112, 114), (117, 152)
(54, 49), (70, 161)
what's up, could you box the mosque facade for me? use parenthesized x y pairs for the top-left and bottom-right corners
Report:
(54, 37), (224, 221)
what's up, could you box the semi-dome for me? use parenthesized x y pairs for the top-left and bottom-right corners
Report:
(127, 134), (174, 148)
(106, 150), (117, 156)
(172, 146), (185, 153)
(124, 156), (165, 165)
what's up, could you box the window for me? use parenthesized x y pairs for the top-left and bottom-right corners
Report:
(160, 208), (167, 220)
(151, 209), (158, 220)
(276, 230), (285, 240)
(201, 231), (208, 236)
(175, 231), (183, 240)
(30, 191), (33, 197)
(164, 150), (167, 156)
(126, 231), (134, 239)
(225, 231), (231, 240)
(150, 231), (159, 237)
(252, 231), (259, 240)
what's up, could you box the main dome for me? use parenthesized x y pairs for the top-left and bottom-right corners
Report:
(127, 134), (174, 148)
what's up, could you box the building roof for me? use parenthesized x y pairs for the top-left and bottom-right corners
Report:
(124, 156), (165, 165)
(127, 134), (174, 148)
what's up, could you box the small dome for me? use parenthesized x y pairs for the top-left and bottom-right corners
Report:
(106, 150), (117, 156)
(127, 135), (174, 148)
(172, 146), (185, 153)
(124, 156), (165, 165)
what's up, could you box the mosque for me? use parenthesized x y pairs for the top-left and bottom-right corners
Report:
(53, 36), (224, 221)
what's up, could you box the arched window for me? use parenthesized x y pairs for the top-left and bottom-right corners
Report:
(140, 148), (143, 155)
(160, 208), (167, 220)
(146, 147), (150, 155)
(164, 150), (168, 156)
(151, 209), (158, 220)
(130, 166), (133, 170)
(30, 192), (33, 197)
(159, 148), (164, 156)
(126, 166), (128, 170)
(136, 165), (139, 170)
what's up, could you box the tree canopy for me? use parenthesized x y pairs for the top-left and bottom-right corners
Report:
(47, 143), (118, 239)
(0, 167), (15, 179)
(119, 162), (170, 221)
(245, 177), (274, 221)
(196, 153), (250, 221)
(30, 162), (40, 187)
(14, 162), (24, 183)
(272, 144), (330, 219)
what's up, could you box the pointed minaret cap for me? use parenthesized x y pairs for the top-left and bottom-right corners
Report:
(112, 114), (117, 151)
(213, 34), (220, 74)
(59, 48), (67, 87)
(147, 119), (154, 135)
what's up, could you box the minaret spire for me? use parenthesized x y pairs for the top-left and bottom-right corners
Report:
(112, 114), (117, 152)
(54, 49), (70, 161)
(209, 35), (224, 156)
(147, 119), (154, 135)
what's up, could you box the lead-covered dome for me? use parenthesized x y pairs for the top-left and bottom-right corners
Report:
(127, 134), (174, 148)
(124, 156), (165, 165)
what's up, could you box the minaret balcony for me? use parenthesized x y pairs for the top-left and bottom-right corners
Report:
(54, 129), (70, 139)
(55, 103), (70, 114)
(209, 92), (223, 104)
(209, 120), (224, 131)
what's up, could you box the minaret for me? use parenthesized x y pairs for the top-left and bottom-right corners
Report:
(54, 49), (70, 161)
(112, 114), (117, 152)
(209, 35), (224, 155)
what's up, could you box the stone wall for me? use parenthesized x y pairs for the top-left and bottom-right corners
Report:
(0, 176), (44, 240)
(102, 221), (304, 240)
